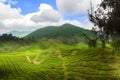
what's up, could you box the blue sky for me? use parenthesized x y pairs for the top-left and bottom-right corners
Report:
(0, 0), (101, 33)
(11, 0), (57, 15)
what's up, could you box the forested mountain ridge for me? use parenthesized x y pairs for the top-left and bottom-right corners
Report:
(25, 23), (95, 44)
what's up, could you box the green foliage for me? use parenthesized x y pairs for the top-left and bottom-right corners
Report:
(0, 33), (23, 42)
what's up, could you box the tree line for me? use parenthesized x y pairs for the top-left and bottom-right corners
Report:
(0, 33), (24, 42)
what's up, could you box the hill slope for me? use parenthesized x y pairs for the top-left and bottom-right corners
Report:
(0, 40), (119, 80)
(25, 23), (95, 44)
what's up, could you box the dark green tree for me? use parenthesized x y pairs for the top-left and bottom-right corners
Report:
(83, 33), (98, 48)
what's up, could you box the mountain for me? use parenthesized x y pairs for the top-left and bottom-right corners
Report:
(25, 23), (96, 44)
(8, 30), (32, 37)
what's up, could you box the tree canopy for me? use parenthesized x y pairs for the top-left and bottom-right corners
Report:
(0, 33), (23, 42)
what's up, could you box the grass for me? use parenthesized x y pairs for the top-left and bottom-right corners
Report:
(0, 40), (120, 80)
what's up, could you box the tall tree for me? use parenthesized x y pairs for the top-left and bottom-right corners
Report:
(88, 0), (120, 48)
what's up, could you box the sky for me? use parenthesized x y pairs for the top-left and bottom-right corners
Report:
(0, 0), (101, 33)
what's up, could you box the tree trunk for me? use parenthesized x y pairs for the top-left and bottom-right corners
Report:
(102, 40), (106, 48)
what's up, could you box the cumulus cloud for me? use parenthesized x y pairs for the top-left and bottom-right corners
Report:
(39, 4), (53, 10)
(0, 2), (35, 32)
(56, 0), (101, 15)
(31, 4), (61, 23)
(0, 3), (62, 33)
(0, 2), (25, 33)
(0, 3), (22, 20)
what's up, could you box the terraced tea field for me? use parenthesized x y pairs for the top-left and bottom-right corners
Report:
(0, 44), (120, 80)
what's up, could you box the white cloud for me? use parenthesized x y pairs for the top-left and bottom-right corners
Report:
(0, 3), (63, 33)
(0, 2), (35, 32)
(0, 0), (5, 3)
(56, 0), (101, 15)
(0, 3), (22, 20)
(39, 4), (53, 10)
(31, 3), (61, 23)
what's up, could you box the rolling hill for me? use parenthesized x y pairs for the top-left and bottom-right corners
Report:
(25, 23), (96, 44)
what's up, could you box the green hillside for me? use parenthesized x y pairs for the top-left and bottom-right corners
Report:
(0, 40), (120, 80)
(25, 23), (96, 44)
